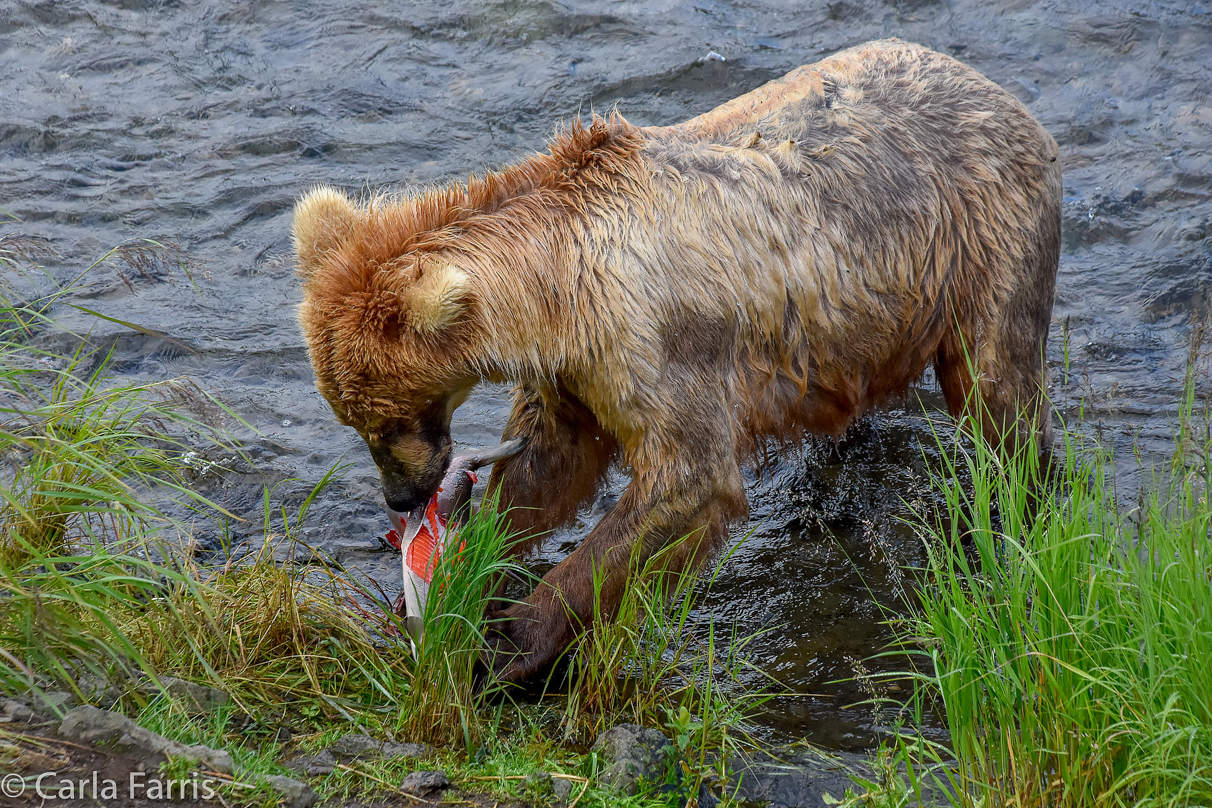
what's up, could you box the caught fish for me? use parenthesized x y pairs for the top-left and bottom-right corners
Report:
(384, 438), (524, 642)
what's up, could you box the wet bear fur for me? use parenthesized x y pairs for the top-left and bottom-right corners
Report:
(293, 39), (1061, 681)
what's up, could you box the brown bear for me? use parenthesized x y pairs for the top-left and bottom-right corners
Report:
(293, 39), (1060, 681)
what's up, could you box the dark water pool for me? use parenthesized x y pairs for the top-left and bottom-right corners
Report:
(2, 0), (1210, 750)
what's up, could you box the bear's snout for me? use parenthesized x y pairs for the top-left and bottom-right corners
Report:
(378, 461), (445, 513)
(383, 486), (430, 515)
(367, 430), (452, 515)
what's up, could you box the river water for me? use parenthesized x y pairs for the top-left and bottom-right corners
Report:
(3, 0), (1210, 750)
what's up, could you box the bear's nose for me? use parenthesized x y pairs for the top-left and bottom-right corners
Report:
(384, 491), (426, 514)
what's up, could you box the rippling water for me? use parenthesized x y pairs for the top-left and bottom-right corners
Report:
(3, 0), (1210, 749)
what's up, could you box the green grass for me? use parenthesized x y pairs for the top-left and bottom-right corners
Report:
(394, 495), (528, 751)
(889, 388), (1212, 808)
(1, 251), (211, 698)
(0, 252), (417, 716)
(557, 538), (774, 791)
(0, 301), (222, 565)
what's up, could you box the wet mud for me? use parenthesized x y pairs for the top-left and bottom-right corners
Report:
(2, 0), (1210, 750)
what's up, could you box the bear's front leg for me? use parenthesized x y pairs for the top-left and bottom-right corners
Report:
(487, 384), (618, 557)
(486, 455), (748, 682)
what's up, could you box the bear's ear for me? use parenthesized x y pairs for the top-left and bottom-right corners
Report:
(403, 261), (471, 334)
(293, 186), (361, 278)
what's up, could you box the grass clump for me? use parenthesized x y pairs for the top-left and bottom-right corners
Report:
(901, 394), (1212, 808)
(0, 274), (220, 566)
(395, 496), (525, 751)
(0, 409), (414, 720)
(0, 247), (414, 720)
(123, 537), (414, 716)
(1, 254), (221, 698)
(558, 541), (773, 799)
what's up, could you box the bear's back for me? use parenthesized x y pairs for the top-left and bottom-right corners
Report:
(666, 38), (1052, 156)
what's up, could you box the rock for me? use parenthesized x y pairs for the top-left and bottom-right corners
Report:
(329, 732), (379, 758)
(381, 739), (431, 759)
(0, 697), (40, 723)
(158, 677), (230, 713)
(41, 690), (78, 716)
(330, 732), (430, 760)
(400, 770), (451, 796)
(76, 674), (123, 710)
(283, 749), (337, 776)
(58, 705), (233, 773)
(553, 777), (575, 801)
(251, 774), (317, 808)
(590, 723), (671, 796)
(525, 771), (554, 798)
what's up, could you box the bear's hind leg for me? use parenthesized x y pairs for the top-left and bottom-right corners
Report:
(936, 174), (1059, 457)
(934, 326), (1051, 457)
(935, 253), (1056, 459)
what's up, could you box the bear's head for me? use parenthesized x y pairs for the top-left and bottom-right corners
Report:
(292, 186), (480, 513)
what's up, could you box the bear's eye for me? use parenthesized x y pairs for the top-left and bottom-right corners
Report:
(368, 420), (413, 447)
(389, 432), (435, 472)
